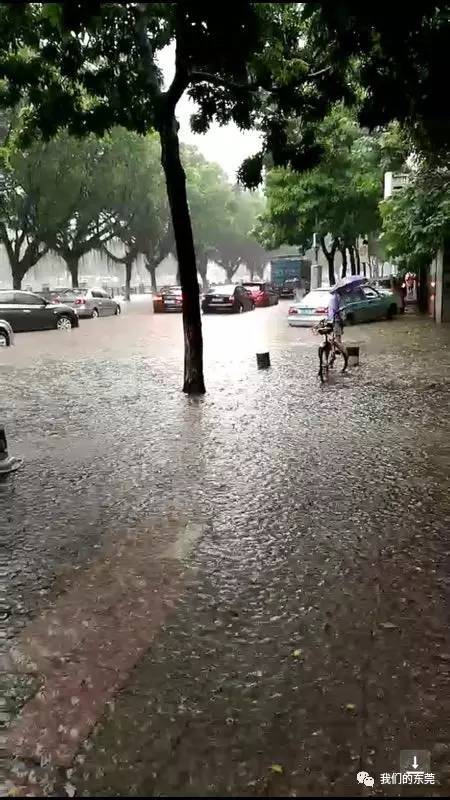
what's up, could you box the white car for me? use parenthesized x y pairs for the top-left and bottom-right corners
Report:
(287, 289), (333, 326)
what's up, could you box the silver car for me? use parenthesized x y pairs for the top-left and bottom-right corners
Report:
(57, 288), (121, 318)
(0, 318), (14, 346)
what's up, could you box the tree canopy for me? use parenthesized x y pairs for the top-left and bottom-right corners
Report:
(0, 116), (267, 292)
(305, 4), (450, 161)
(381, 173), (450, 274)
(256, 106), (400, 283)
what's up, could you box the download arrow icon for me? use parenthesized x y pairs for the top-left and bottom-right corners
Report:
(412, 756), (419, 769)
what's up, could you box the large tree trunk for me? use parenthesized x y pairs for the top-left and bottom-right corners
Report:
(159, 116), (205, 394)
(65, 254), (80, 288)
(124, 256), (133, 301)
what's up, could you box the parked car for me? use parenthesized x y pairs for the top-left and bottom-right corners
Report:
(202, 284), (255, 313)
(153, 286), (183, 313)
(0, 290), (79, 332)
(287, 286), (398, 326)
(241, 281), (279, 307)
(344, 285), (398, 323)
(373, 280), (404, 313)
(55, 288), (121, 318)
(0, 318), (14, 346)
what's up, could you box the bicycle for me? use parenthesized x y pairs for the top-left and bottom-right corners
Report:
(313, 319), (348, 383)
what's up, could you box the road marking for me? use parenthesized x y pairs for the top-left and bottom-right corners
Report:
(2, 516), (207, 766)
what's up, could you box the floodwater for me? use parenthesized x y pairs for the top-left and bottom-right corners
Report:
(1, 299), (450, 796)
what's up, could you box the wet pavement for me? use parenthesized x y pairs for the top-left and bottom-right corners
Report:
(1, 299), (450, 796)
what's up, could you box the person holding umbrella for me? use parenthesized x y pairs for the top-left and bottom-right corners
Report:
(327, 288), (345, 343)
(327, 275), (368, 347)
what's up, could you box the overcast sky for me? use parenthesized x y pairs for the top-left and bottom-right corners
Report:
(157, 45), (261, 181)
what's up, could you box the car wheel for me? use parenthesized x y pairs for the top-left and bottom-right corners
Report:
(115, 304), (121, 315)
(386, 304), (397, 319)
(0, 329), (9, 347)
(56, 314), (73, 331)
(91, 308), (99, 318)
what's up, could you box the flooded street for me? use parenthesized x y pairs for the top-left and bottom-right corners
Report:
(1, 300), (450, 796)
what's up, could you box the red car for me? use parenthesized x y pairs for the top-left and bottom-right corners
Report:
(242, 282), (279, 307)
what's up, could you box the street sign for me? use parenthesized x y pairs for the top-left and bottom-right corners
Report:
(384, 172), (410, 198)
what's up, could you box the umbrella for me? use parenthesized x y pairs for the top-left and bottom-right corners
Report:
(330, 275), (368, 294)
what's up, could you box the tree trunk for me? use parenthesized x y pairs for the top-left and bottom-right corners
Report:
(323, 253), (334, 286)
(124, 256), (133, 301)
(340, 246), (348, 278)
(319, 236), (336, 285)
(12, 270), (23, 290)
(9, 257), (28, 289)
(349, 245), (356, 275)
(65, 254), (80, 288)
(197, 250), (208, 290)
(159, 115), (205, 394)
(145, 258), (158, 291)
(355, 244), (361, 275)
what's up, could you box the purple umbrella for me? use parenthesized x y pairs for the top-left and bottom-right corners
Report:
(330, 275), (368, 294)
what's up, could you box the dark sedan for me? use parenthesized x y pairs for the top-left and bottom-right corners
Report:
(0, 290), (79, 332)
(202, 284), (255, 314)
(153, 286), (183, 312)
(279, 279), (301, 299)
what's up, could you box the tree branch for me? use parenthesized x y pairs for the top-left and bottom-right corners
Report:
(190, 70), (257, 92)
(165, 4), (189, 109)
(307, 66), (332, 80)
(103, 244), (127, 264)
(135, 4), (163, 104)
(0, 223), (15, 266)
(319, 234), (330, 258)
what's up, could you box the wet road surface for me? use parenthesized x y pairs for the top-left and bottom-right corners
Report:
(1, 299), (450, 796)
